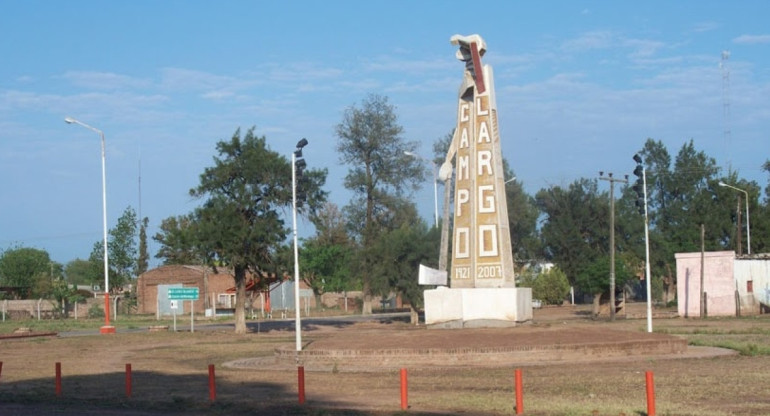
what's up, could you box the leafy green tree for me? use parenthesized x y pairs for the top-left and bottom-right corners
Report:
(527, 267), (570, 306)
(369, 220), (440, 324)
(299, 202), (355, 306)
(336, 94), (423, 314)
(87, 206), (139, 292)
(576, 255), (633, 316)
(137, 217), (150, 276)
(0, 246), (52, 299)
(153, 215), (205, 265)
(535, 179), (609, 285)
(64, 259), (96, 285)
(109, 206), (139, 289)
(503, 162), (541, 265)
(184, 127), (327, 334)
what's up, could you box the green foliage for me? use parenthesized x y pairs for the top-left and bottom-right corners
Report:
(137, 217), (150, 276)
(153, 215), (205, 265)
(64, 259), (95, 285)
(519, 266), (570, 305)
(88, 303), (104, 318)
(535, 179), (608, 284)
(160, 127), (327, 333)
(335, 94), (423, 313)
(0, 246), (52, 299)
(575, 255), (632, 296)
(368, 221), (440, 309)
(109, 206), (139, 289)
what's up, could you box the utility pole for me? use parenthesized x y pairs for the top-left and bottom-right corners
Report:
(599, 172), (628, 321)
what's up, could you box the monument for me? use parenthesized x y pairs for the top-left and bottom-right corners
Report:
(424, 34), (533, 328)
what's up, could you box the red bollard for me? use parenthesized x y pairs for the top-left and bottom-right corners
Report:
(208, 364), (216, 402)
(514, 369), (524, 415)
(646, 371), (656, 416)
(125, 363), (132, 398)
(298, 366), (306, 404)
(0, 361), (3, 381)
(400, 368), (408, 410)
(55, 362), (62, 397)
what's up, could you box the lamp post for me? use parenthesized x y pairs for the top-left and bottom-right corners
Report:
(404, 151), (438, 227)
(718, 181), (750, 255)
(65, 117), (115, 334)
(633, 154), (653, 333)
(292, 138), (309, 355)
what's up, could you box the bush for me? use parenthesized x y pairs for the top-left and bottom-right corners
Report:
(519, 266), (570, 306)
(88, 303), (104, 319)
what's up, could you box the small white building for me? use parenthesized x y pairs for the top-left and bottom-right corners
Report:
(675, 251), (770, 317)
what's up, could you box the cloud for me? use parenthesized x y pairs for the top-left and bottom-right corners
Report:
(733, 34), (770, 44)
(60, 71), (151, 90)
(561, 31), (614, 52)
(623, 39), (665, 60)
(692, 21), (720, 33)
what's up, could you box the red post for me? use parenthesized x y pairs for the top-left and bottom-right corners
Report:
(646, 371), (656, 416)
(55, 362), (62, 397)
(0, 361), (3, 381)
(208, 364), (216, 402)
(298, 366), (306, 404)
(514, 369), (524, 415)
(125, 363), (132, 398)
(400, 368), (408, 410)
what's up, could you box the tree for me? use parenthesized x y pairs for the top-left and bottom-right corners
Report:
(503, 161), (541, 265)
(109, 206), (139, 290)
(576, 255), (633, 316)
(518, 266), (570, 306)
(0, 246), (52, 299)
(535, 179), (609, 285)
(64, 259), (95, 285)
(137, 217), (150, 276)
(184, 127), (327, 334)
(153, 215), (205, 265)
(299, 202), (355, 307)
(335, 94), (423, 314)
(369, 220), (440, 324)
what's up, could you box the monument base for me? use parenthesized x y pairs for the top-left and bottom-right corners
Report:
(424, 287), (533, 329)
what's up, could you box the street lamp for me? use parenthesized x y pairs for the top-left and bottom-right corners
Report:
(633, 154), (652, 333)
(718, 181), (751, 255)
(292, 138), (309, 355)
(404, 151), (439, 227)
(64, 117), (115, 334)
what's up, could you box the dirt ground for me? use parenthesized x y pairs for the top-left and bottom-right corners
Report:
(1, 303), (770, 415)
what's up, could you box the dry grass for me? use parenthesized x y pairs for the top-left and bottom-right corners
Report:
(1, 307), (770, 415)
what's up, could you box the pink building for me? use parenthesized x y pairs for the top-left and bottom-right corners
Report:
(676, 251), (770, 317)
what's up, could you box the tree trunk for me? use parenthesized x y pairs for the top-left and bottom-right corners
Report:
(410, 305), (419, 325)
(362, 293), (372, 315)
(592, 293), (602, 318)
(234, 265), (247, 334)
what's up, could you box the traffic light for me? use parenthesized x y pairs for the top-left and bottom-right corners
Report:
(632, 154), (645, 215)
(294, 139), (309, 207)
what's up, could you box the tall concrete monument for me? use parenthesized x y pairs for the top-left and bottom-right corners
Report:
(424, 34), (532, 328)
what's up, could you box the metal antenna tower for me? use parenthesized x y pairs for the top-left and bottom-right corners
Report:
(721, 50), (731, 168)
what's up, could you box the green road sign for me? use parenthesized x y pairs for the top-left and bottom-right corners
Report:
(168, 287), (199, 300)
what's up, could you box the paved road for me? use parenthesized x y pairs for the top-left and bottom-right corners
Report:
(57, 312), (411, 337)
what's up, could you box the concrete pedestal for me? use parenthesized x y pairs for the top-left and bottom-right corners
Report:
(424, 287), (532, 328)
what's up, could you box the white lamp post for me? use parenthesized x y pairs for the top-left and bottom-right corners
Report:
(292, 138), (308, 354)
(718, 181), (751, 255)
(404, 151), (438, 227)
(65, 117), (115, 334)
(633, 154), (653, 333)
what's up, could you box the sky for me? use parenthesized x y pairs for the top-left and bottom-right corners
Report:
(2, 1), (769, 267)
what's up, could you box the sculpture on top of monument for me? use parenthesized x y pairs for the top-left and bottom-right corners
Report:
(439, 34), (516, 289)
